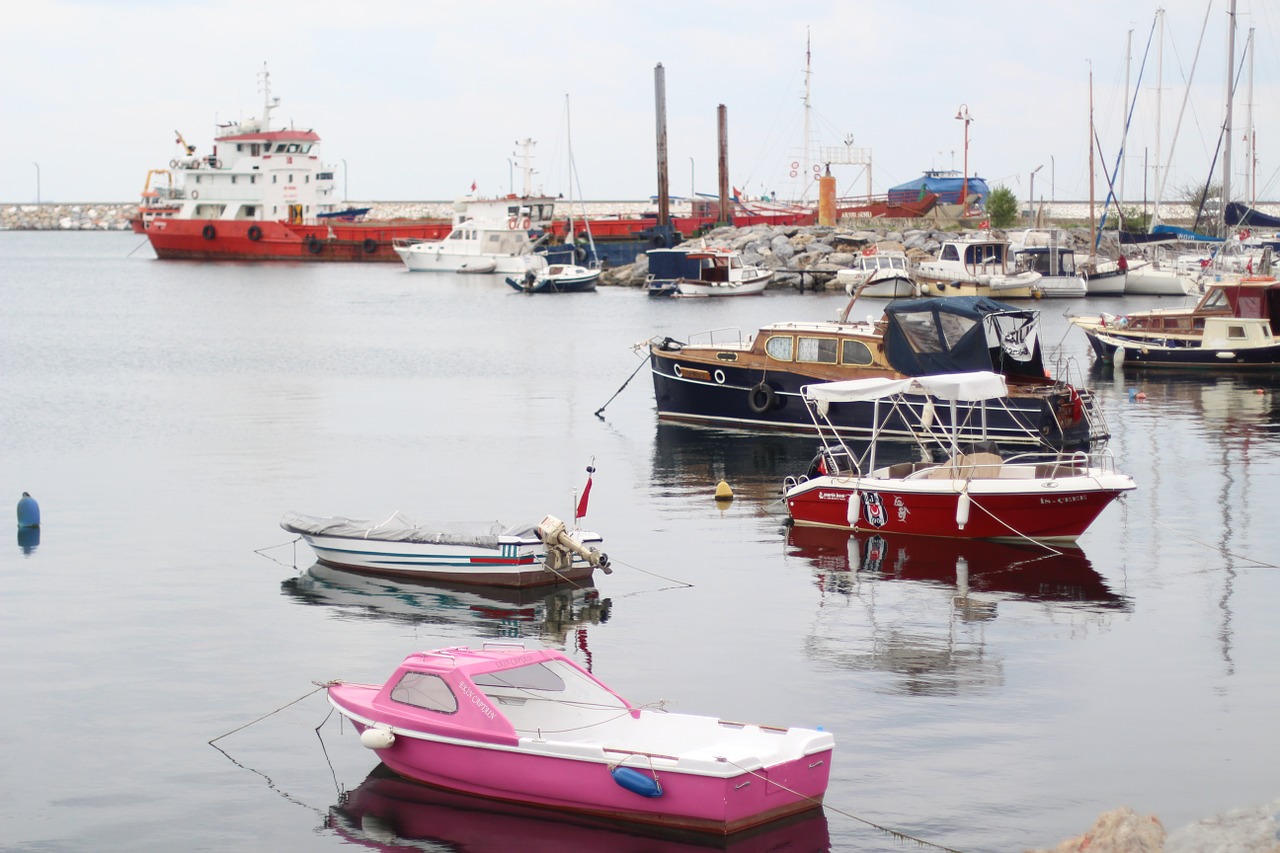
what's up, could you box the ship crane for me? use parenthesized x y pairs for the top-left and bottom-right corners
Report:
(174, 130), (195, 155)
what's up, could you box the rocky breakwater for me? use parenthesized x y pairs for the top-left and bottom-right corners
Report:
(599, 222), (1127, 290)
(2, 203), (135, 231)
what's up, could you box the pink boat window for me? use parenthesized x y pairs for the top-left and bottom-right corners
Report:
(390, 672), (458, 713)
(474, 663), (566, 692)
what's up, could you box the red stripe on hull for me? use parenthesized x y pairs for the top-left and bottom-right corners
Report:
(786, 486), (1123, 541)
(142, 219), (450, 262)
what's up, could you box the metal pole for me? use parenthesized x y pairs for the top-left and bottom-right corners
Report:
(689, 156), (694, 198)
(33, 161), (40, 207)
(340, 159), (348, 202)
(654, 63), (669, 227)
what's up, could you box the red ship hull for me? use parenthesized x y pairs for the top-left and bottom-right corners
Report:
(140, 217), (451, 261)
(786, 482), (1126, 542)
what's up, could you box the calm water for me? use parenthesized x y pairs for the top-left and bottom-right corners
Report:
(2, 231), (1278, 852)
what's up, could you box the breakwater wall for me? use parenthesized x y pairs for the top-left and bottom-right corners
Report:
(4, 200), (1275, 232)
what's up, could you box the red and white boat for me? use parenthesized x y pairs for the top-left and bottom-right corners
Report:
(783, 372), (1135, 543)
(136, 66), (454, 261)
(326, 644), (833, 835)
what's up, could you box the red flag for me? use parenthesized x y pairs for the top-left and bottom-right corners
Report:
(470, 180), (477, 192)
(575, 466), (595, 520)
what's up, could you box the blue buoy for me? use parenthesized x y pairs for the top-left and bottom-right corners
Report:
(17, 492), (40, 529)
(610, 765), (663, 798)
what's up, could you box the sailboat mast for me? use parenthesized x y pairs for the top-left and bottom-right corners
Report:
(565, 95), (575, 240)
(1153, 7), (1164, 228)
(1121, 28), (1132, 209)
(1089, 65), (1097, 251)
(1246, 26), (1256, 206)
(1222, 0), (1236, 231)
(802, 28), (812, 202)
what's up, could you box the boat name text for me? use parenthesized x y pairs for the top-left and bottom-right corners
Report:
(457, 682), (497, 720)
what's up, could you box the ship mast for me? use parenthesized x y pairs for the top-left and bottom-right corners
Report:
(1221, 0), (1236, 232)
(802, 28), (811, 202)
(258, 64), (276, 132)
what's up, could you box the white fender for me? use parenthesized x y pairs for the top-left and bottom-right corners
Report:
(360, 725), (396, 750)
(846, 489), (861, 527)
(955, 488), (971, 530)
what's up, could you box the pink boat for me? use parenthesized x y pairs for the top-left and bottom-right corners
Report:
(326, 644), (834, 835)
(783, 372), (1136, 542)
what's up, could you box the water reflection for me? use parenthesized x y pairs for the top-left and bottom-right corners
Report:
(650, 423), (920, 505)
(281, 563), (610, 646)
(17, 526), (40, 556)
(326, 763), (831, 852)
(790, 528), (1130, 696)
(1093, 363), (1280, 433)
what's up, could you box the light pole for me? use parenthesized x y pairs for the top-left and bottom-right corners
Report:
(507, 159), (514, 195)
(340, 158), (348, 202)
(33, 161), (40, 207)
(1050, 156), (1055, 206)
(689, 157), (694, 198)
(1028, 164), (1043, 225)
(954, 104), (973, 211)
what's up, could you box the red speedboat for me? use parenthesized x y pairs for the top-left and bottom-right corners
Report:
(783, 372), (1135, 543)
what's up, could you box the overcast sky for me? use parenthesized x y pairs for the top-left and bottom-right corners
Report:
(3, 0), (1276, 206)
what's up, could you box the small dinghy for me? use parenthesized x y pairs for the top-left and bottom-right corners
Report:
(326, 644), (834, 835)
(281, 513), (608, 587)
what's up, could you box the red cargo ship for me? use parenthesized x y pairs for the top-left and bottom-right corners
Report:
(134, 66), (451, 262)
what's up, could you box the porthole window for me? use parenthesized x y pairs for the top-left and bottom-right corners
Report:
(842, 339), (874, 365)
(764, 336), (794, 361)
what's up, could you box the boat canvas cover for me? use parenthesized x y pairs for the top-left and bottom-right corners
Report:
(646, 248), (707, 282)
(802, 371), (1009, 404)
(883, 297), (1044, 379)
(280, 511), (537, 548)
(1226, 202), (1280, 229)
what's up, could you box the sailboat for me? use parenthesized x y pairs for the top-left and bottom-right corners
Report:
(507, 96), (600, 294)
(1081, 64), (1127, 295)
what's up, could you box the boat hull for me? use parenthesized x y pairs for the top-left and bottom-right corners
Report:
(674, 276), (770, 297)
(1081, 328), (1280, 368)
(141, 218), (450, 261)
(649, 348), (1093, 448)
(329, 692), (832, 835)
(785, 474), (1131, 542)
(397, 245), (525, 274)
(293, 532), (600, 587)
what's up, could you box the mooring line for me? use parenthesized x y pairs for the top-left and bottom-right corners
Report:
(594, 346), (650, 418)
(603, 558), (695, 592)
(720, 758), (967, 853)
(255, 536), (302, 569)
(1124, 503), (1279, 569)
(209, 682), (336, 745)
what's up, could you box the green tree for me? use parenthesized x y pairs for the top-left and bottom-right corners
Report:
(985, 185), (1018, 228)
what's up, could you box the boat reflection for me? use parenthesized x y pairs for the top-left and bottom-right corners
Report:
(281, 562), (610, 645)
(1093, 363), (1280, 433)
(326, 763), (832, 852)
(17, 526), (40, 556)
(789, 527), (1130, 696)
(650, 422), (920, 507)
(788, 526), (1130, 613)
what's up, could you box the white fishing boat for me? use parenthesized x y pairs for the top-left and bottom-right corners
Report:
(833, 247), (920, 298)
(912, 237), (1043, 298)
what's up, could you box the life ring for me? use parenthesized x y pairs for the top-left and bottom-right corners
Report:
(790, 161), (799, 169)
(508, 217), (518, 230)
(789, 170), (798, 178)
(247, 225), (262, 242)
(747, 382), (777, 414)
(169, 159), (178, 169)
(521, 216), (531, 229)
(307, 237), (322, 255)
(362, 238), (378, 254)
(201, 224), (216, 240)
(191, 190), (199, 199)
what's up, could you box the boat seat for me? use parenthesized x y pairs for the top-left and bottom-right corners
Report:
(925, 451), (1003, 479)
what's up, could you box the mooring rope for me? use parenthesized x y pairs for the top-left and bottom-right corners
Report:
(599, 557), (695, 592)
(594, 346), (651, 418)
(255, 536), (302, 569)
(1123, 503), (1280, 569)
(719, 758), (967, 853)
(209, 682), (337, 745)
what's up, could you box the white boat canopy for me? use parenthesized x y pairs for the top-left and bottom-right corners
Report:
(800, 371), (1009, 404)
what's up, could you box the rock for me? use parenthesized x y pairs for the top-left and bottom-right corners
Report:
(826, 252), (856, 267)
(1164, 798), (1280, 853)
(1029, 807), (1166, 853)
